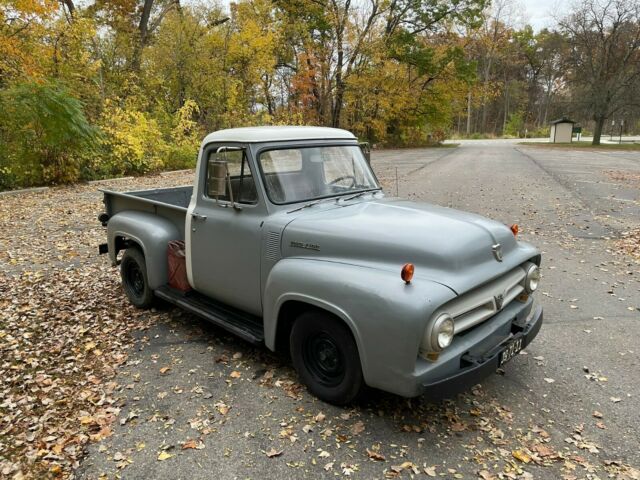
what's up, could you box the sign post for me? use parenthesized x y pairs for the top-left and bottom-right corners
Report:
(610, 120), (615, 141)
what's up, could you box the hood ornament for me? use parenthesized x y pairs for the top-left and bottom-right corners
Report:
(494, 293), (505, 310)
(492, 243), (503, 262)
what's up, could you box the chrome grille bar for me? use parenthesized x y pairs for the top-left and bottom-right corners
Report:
(439, 266), (527, 334)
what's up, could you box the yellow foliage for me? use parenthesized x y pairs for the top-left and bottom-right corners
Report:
(99, 102), (166, 174)
(0, 0), (57, 79)
(172, 100), (200, 146)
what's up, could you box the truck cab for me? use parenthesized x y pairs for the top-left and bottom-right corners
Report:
(100, 126), (543, 404)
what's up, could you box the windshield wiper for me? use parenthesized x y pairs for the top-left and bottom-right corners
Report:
(287, 197), (337, 214)
(339, 188), (382, 203)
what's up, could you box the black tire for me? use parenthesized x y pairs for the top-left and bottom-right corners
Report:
(290, 311), (364, 405)
(120, 247), (154, 309)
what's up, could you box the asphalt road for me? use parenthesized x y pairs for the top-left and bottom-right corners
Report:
(78, 140), (640, 479)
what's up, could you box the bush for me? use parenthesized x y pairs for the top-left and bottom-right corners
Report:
(528, 125), (550, 138)
(0, 82), (98, 187)
(97, 102), (167, 176)
(504, 111), (524, 137)
(164, 144), (198, 170)
(165, 100), (200, 170)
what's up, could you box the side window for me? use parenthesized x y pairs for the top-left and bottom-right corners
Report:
(206, 148), (258, 204)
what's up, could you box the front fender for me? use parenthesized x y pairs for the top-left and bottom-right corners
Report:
(263, 258), (456, 396)
(107, 211), (180, 289)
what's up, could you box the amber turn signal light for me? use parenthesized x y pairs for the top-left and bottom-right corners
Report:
(401, 263), (415, 284)
(510, 224), (519, 236)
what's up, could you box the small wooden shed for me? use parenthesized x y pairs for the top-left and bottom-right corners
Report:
(549, 118), (576, 143)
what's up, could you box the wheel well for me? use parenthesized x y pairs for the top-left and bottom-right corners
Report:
(114, 235), (142, 260)
(275, 301), (350, 357)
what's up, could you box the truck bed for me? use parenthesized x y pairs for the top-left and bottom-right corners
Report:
(101, 185), (192, 239)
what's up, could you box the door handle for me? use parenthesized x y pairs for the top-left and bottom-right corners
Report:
(191, 213), (207, 221)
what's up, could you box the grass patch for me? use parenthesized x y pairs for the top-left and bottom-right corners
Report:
(520, 141), (640, 150)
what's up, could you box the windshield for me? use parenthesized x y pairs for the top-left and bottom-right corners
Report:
(258, 145), (379, 204)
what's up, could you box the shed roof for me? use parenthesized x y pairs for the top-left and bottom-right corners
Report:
(550, 117), (576, 125)
(202, 126), (356, 144)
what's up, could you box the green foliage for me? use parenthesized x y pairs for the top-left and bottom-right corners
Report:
(0, 82), (97, 188)
(529, 125), (550, 138)
(504, 111), (525, 137)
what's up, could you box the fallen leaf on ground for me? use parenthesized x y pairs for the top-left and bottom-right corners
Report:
(512, 450), (532, 463)
(366, 449), (385, 461)
(350, 421), (365, 435)
(182, 439), (203, 450)
(265, 448), (283, 458)
(215, 402), (230, 415)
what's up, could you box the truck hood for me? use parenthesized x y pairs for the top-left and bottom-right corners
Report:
(280, 198), (537, 295)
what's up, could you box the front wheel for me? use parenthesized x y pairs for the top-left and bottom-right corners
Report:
(120, 247), (154, 309)
(290, 311), (364, 405)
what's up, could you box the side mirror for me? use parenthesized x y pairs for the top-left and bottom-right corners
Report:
(208, 160), (228, 197)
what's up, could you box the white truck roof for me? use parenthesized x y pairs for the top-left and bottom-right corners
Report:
(202, 126), (357, 144)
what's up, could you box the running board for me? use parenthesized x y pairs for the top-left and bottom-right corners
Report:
(154, 286), (264, 345)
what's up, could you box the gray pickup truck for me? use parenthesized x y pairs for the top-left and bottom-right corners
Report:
(99, 126), (543, 404)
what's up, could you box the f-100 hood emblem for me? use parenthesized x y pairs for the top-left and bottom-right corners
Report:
(494, 292), (505, 310)
(492, 243), (503, 262)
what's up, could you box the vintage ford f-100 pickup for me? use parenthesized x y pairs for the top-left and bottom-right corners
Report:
(99, 126), (543, 404)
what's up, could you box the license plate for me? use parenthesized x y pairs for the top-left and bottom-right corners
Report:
(499, 337), (523, 366)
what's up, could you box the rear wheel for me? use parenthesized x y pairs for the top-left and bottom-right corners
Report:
(290, 311), (364, 405)
(120, 247), (154, 309)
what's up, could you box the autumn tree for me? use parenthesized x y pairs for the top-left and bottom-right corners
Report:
(560, 0), (640, 145)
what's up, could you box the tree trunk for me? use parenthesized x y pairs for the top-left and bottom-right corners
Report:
(480, 58), (492, 133)
(502, 82), (509, 134)
(131, 0), (155, 72)
(466, 91), (472, 136)
(592, 115), (605, 145)
(332, 82), (344, 128)
(332, 45), (344, 128)
(61, 0), (75, 17)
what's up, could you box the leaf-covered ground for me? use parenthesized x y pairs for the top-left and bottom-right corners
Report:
(0, 173), (193, 479)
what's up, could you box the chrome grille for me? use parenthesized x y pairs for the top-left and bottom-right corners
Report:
(441, 266), (527, 334)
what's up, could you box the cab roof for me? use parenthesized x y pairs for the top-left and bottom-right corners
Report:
(202, 126), (357, 144)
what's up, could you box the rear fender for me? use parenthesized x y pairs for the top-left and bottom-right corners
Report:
(107, 211), (180, 289)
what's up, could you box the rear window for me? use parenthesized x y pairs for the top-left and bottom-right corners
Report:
(260, 149), (303, 174)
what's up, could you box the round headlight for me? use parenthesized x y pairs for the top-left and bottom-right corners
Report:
(432, 313), (455, 350)
(524, 264), (540, 293)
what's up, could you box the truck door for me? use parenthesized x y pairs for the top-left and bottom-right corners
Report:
(186, 144), (264, 316)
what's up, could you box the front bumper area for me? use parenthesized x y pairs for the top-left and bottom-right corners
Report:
(420, 304), (543, 398)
